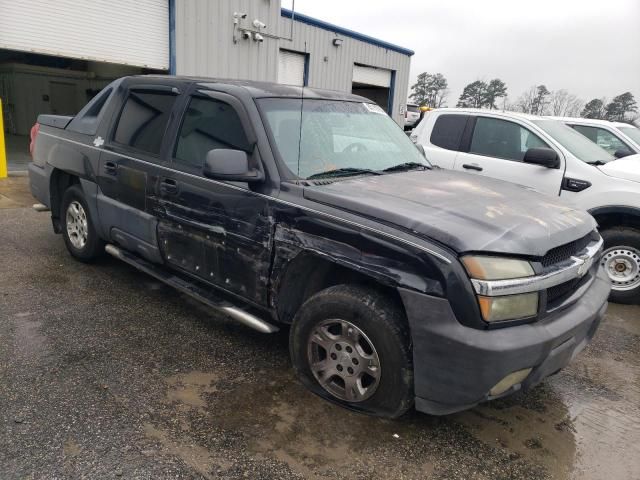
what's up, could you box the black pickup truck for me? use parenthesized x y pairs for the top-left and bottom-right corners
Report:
(28, 76), (610, 418)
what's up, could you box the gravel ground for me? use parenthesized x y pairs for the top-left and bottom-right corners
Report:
(1, 178), (639, 479)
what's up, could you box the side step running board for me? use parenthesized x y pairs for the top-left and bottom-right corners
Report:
(105, 244), (279, 334)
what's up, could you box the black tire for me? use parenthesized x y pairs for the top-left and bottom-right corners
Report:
(600, 227), (640, 304)
(289, 284), (413, 418)
(60, 184), (104, 262)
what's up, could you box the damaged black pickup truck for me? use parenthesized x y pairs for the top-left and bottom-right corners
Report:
(28, 76), (610, 418)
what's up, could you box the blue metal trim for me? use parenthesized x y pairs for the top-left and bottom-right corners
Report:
(303, 52), (310, 86)
(168, 0), (176, 74)
(281, 9), (414, 57)
(387, 69), (396, 116)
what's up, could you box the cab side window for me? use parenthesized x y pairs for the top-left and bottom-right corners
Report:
(113, 91), (177, 156)
(174, 97), (251, 171)
(430, 114), (468, 151)
(572, 125), (628, 155)
(470, 117), (549, 161)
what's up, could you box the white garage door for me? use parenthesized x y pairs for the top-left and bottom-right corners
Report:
(353, 64), (392, 87)
(278, 50), (306, 87)
(0, 0), (168, 69)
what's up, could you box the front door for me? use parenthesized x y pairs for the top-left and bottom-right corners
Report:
(453, 116), (564, 196)
(153, 92), (273, 305)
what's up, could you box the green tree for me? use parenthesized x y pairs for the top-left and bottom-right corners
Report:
(581, 98), (607, 119)
(605, 92), (637, 121)
(410, 72), (449, 107)
(483, 79), (508, 109)
(531, 85), (550, 115)
(456, 81), (488, 108)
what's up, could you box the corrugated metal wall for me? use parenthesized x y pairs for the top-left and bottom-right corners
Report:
(175, 0), (411, 125)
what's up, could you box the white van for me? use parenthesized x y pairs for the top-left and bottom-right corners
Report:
(412, 108), (640, 303)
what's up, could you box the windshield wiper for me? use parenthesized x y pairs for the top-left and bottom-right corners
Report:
(587, 160), (607, 166)
(307, 168), (381, 180)
(382, 162), (431, 173)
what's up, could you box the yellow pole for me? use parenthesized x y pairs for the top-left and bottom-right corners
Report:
(0, 97), (7, 178)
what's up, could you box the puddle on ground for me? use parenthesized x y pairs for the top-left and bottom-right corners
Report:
(165, 371), (219, 410)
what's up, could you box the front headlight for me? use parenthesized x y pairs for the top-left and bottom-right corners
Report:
(462, 256), (538, 323)
(461, 256), (534, 280)
(477, 293), (538, 322)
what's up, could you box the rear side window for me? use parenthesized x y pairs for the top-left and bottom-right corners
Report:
(174, 97), (251, 170)
(430, 114), (468, 150)
(67, 86), (114, 135)
(113, 91), (177, 155)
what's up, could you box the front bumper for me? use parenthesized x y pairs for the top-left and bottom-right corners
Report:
(400, 267), (610, 415)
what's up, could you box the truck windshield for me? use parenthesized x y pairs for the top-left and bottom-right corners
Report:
(619, 126), (640, 145)
(532, 119), (615, 164)
(259, 98), (430, 179)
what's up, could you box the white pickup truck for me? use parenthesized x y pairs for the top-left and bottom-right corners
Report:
(412, 108), (640, 303)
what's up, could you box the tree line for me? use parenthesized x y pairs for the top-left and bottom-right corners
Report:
(410, 72), (638, 123)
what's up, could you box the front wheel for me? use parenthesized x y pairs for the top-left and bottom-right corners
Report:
(289, 284), (413, 418)
(600, 227), (640, 304)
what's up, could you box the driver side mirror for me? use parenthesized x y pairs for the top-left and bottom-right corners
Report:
(614, 148), (633, 159)
(202, 149), (263, 182)
(523, 147), (560, 168)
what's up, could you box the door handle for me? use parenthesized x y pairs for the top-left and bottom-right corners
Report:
(104, 161), (117, 175)
(160, 178), (178, 195)
(462, 163), (483, 172)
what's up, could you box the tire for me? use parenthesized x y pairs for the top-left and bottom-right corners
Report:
(600, 227), (640, 304)
(289, 284), (413, 418)
(60, 184), (104, 262)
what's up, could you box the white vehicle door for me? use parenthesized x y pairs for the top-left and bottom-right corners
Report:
(453, 115), (564, 196)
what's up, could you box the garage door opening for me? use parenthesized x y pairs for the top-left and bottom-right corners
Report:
(0, 49), (162, 171)
(351, 64), (394, 115)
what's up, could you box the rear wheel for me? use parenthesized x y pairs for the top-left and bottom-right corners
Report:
(61, 184), (104, 262)
(290, 284), (413, 418)
(600, 227), (640, 304)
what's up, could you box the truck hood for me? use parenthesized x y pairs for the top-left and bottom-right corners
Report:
(597, 154), (640, 183)
(303, 170), (595, 256)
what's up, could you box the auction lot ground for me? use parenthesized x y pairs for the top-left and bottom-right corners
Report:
(1, 177), (639, 480)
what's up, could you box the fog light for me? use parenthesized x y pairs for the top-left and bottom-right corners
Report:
(489, 368), (532, 396)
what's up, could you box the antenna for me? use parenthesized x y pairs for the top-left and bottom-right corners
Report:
(296, 41), (307, 180)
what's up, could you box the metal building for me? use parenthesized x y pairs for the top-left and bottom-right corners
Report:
(0, 0), (412, 145)
(175, 3), (413, 125)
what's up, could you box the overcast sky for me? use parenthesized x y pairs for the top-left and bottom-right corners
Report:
(289, 0), (640, 107)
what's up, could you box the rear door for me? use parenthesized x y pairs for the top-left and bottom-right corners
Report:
(153, 91), (273, 305)
(415, 112), (468, 169)
(96, 83), (180, 262)
(453, 115), (564, 196)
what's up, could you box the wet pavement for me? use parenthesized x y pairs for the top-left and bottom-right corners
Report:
(1, 178), (639, 479)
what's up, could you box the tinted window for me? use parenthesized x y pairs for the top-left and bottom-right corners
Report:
(407, 105), (419, 113)
(114, 91), (177, 155)
(470, 117), (549, 161)
(174, 97), (251, 169)
(430, 114), (468, 151)
(572, 125), (629, 155)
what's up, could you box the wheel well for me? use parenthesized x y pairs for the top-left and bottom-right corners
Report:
(49, 169), (79, 233)
(592, 210), (640, 232)
(275, 253), (405, 324)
